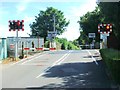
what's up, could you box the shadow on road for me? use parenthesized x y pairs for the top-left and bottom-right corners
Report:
(38, 60), (116, 89)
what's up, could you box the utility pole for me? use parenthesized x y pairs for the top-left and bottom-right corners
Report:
(53, 15), (56, 49)
(53, 15), (55, 33)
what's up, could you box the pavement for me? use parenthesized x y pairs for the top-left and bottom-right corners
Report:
(1, 49), (119, 89)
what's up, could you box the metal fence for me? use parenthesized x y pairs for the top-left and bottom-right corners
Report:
(0, 38), (7, 60)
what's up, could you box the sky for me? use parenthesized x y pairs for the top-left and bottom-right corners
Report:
(0, 0), (97, 41)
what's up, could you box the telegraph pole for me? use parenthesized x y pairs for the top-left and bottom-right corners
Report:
(53, 15), (55, 48)
(53, 15), (55, 33)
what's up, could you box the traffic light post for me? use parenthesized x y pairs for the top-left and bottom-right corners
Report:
(9, 20), (24, 60)
(98, 24), (112, 49)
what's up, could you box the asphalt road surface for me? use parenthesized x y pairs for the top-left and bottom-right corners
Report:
(2, 49), (118, 89)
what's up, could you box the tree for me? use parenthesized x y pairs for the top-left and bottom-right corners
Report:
(98, 2), (120, 49)
(77, 31), (89, 45)
(78, 7), (101, 43)
(29, 7), (69, 41)
(98, 2), (120, 38)
(78, 2), (120, 49)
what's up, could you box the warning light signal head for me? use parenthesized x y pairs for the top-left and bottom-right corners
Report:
(106, 25), (110, 29)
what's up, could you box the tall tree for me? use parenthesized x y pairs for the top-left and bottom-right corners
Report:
(98, 2), (120, 39)
(29, 7), (69, 41)
(78, 7), (101, 43)
(98, 2), (120, 49)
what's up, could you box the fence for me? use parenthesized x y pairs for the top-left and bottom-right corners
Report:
(0, 38), (7, 61)
(7, 37), (44, 57)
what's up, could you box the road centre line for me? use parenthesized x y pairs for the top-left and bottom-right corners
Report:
(55, 50), (72, 65)
(86, 50), (99, 66)
(36, 50), (72, 78)
(52, 51), (71, 66)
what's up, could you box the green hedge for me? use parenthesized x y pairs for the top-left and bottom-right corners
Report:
(100, 48), (120, 84)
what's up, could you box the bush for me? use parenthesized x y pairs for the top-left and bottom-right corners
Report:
(67, 42), (79, 50)
(55, 38), (80, 50)
(44, 41), (49, 48)
(100, 48), (120, 84)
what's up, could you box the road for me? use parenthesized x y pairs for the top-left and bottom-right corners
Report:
(2, 49), (117, 89)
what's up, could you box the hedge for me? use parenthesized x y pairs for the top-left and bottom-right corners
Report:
(100, 48), (120, 84)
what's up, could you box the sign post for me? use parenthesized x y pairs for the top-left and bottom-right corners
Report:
(9, 20), (24, 60)
(88, 33), (95, 49)
(98, 23), (112, 49)
(15, 29), (18, 60)
(47, 15), (57, 50)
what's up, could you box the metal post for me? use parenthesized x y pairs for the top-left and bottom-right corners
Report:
(53, 15), (55, 33)
(38, 36), (39, 48)
(53, 15), (56, 48)
(15, 29), (18, 60)
(26, 41), (28, 57)
(102, 36), (107, 49)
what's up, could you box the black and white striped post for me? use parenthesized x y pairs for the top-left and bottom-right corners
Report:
(8, 20), (24, 60)
(98, 23), (112, 49)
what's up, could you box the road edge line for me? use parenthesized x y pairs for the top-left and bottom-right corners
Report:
(10, 51), (46, 66)
(86, 50), (99, 66)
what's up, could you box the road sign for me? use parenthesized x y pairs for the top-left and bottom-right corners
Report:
(100, 33), (109, 39)
(47, 31), (57, 40)
(88, 33), (95, 38)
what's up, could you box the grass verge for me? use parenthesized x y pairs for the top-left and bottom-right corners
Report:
(100, 48), (120, 84)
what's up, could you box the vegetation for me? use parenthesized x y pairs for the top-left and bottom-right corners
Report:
(78, 2), (120, 49)
(44, 37), (80, 50)
(30, 7), (69, 41)
(100, 49), (120, 84)
(78, 7), (101, 44)
(55, 38), (79, 50)
(98, 2), (120, 40)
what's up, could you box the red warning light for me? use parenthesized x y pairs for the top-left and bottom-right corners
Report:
(106, 25), (110, 29)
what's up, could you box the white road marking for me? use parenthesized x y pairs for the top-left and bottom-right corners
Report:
(95, 49), (100, 53)
(10, 52), (46, 66)
(55, 51), (72, 65)
(86, 50), (99, 65)
(21, 54), (45, 65)
(36, 50), (72, 78)
(52, 50), (72, 66)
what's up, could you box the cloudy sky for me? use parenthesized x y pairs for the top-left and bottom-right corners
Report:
(0, 0), (97, 41)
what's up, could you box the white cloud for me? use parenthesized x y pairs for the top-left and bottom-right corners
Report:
(24, 16), (34, 23)
(59, 0), (97, 41)
(16, 0), (31, 14)
(0, 0), (93, 2)
(0, 24), (17, 38)
(0, 23), (30, 38)
(1, 0), (119, 3)
(58, 25), (80, 41)
(70, 0), (97, 17)
(16, 5), (26, 13)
